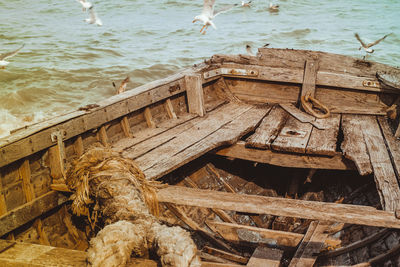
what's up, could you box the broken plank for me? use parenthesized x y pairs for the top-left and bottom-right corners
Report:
(271, 114), (313, 154)
(156, 186), (400, 229)
(205, 220), (303, 247)
(203, 246), (248, 264)
(306, 114), (341, 156)
(185, 74), (205, 116)
(359, 116), (400, 211)
(246, 105), (288, 149)
(142, 105), (270, 180)
(280, 103), (327, 130)
(341, 115), (373, 175)
(216, 141), (355, 170)
(247, 246), (283, 267)
(0, 191), (68, 237)
(377, 116), (400, 178)
(301, 59), (319, 99)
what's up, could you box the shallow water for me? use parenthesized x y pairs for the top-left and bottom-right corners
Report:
(0, 0), (399, 137)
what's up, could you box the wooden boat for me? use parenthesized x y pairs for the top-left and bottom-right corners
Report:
(1, 48), (400, 266)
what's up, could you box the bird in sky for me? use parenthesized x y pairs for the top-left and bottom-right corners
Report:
(354, 33), (391, 55)
(85, 6), (102, 26)
(113, 77), (130, 94)
(76, 0), (93, 12)
(193, 0), (238, 35)
(0, 44), (24, 69)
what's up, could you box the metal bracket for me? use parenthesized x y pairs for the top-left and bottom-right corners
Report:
(203, 68), (259, 79)
(362, 80), (380, 88)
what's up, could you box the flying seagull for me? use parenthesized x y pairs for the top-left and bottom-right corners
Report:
(193, 0), (238, 35)
(246, 45), (255, 56)
(354, 33), (391, 54)
(85, 6), (102, 26)
(241, 1), (252, 7)
(76, 0), (92, 11)
(113, 76), (130, 94)
(0, 44), (24, 69)
(269, 2), (279, 11)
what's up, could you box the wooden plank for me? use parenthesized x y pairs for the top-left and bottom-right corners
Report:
(164, 98), (177, 119)
(18, 159), (35, 202)
(216, 141), (355, 170)
(306, 114), (341, 156)
(0, 191), (68, 237)
(301, 59), (319, 99)
(97, 126), (109, 146)
(359, 116), (400, 211)
(185, 74), (205, 116)
(205, 220), (303, 247)
(378, 117), (400, 178)
(141, 105), (270, 180)
(73, 136), (84, 157)
(144, 107), (156, 128)
(156, 186), (400, 229)
(341, 115), (373, 175)
(247, 246), (283, 267)
(213, 77), (240, 102)
(201, 262), (242, 267)
(0, 175), (7, 215)
(120, 116), (133, 138)
(288, 221), (329, 267)
(203, 246), (248, 264)
(280, 103), (327, 130)
(48, 145), (65, 181)
(246, 105), (288, 149)
(0, 240), (86, 266)
(271, 115), (313, 154)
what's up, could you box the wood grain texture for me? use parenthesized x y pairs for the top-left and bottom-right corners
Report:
(216, 141), (355, 170)
(185, 74), (205, 116)
(341, 115), (373, 175)
(301, 59), (319, 98)
(157, 186), (400, 229)
(164, 98), (177, 119)
(246, 105), (288, 149)
(120, 116), (133, 138)
(359, 116), (400, 211)
(378, 117), (400, 179)
(306, 114), (341, 156)
(271, 115), (313, 154)
(247, 246), (283, 267)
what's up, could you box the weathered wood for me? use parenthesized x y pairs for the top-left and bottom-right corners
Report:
(396, 123), (400, 138)
(73, 136), (84, 157)
(185, 74), (205, 116)
(164, 98), (177, 119)
(120, 116), (133, 138)
(156, 186), (400, 229)
(0, 191), (68, 237)
(213, 77), (240, 102)
(306, 114), (341, 156)
(144, 107), (156, 128)
(203, 246), (248, 264)
(301, 59), (319, 99)
(205, 220), (303, 247)
(201, 262), (242, 267)
(341, 115), (373, 175)
(288, 221), (329, 267)
(48, 144), (66, 181)
(378, 117), (400, 179)
(247, 246), (283, 267)
(0, 175), (7, 215)
(140, 105), (270, 180)
(0, 239), (86, 266)
(271, 115), (313, 154)
(216, 141), (355, 170)
(246, 105), (288, 149)
(351, 243), (400, 267)
(359, 116), (400, 211)
(280, 103), (327, 130)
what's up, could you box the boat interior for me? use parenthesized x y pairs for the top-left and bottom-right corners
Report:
(1, 48), (400, 266)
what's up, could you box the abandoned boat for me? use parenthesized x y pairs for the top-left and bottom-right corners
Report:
(0, 48), (400, 266)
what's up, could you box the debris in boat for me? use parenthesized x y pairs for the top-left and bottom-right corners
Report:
(78, 103), (100, 111)
(0, 44), (24, 69)
(269, 2), (279, 12)
(76, 0), (93, 12)
(241, 1), (252, 7)
(113, 76), (130, 94)
(85, 6), (102, 26)
(192, 0), (238, 35)
(354, 33), (391, 58)
(246, 45), (255, 56)
(66, 145), (200, 267)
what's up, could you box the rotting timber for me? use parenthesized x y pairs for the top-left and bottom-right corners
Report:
(1, 48), (400, 266)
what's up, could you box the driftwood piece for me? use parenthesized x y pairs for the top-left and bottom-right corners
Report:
(216, 141), (355, 170)
(156, 186), (400, 229)
(205, 220), (303, 247)
(246, 105), (288, 149)
(306, 114), (341, 156)
(271, 114), (313, 154)
(359, 116), (400, 211)
(247, 246), (283, 267)
(341, 115), (373, 175)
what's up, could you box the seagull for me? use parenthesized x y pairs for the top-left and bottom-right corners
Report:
(113, 76), (130, 94)
(85, 6), (102, 26)
(246, 45), (255, 56)
(354, 33), (391, 55)
(0, 44), (24, 69)
(241, 1), (252, 7)
(269, 2), (279, 11)
(193, 0), (238, 35)
(76, 0), (93, 12)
